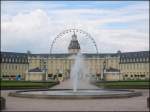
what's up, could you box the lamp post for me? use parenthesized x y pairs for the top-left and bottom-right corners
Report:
(27, 59), (30, 81)
(43, 67), (47, 81)
(42, 57), (48, 81)
(45, 57), (48, 81)
(102, 60), (106, 80)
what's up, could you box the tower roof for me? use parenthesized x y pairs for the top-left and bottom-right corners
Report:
(68, 33), (80, 49)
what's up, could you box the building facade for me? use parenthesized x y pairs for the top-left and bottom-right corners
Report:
(1, 52), (28, 80)
(1, 33), (149, 81)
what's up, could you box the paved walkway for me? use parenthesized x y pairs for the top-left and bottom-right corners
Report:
(1, 80), (149, 111)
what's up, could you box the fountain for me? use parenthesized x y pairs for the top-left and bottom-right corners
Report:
(8, 52), (142, 99)
(9, 29), (142, 99)
(70, 52), (86, 92)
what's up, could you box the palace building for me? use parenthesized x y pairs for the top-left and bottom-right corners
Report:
(1, 33), (149, 81)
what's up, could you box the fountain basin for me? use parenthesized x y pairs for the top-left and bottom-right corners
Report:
(8, 89), (142, 99)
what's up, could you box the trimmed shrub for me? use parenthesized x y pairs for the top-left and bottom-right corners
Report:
(0, 97), (6, 110)
(95, 80), (149, 89)
(147, 97), (150, 108)
(1, 80), (59, 90)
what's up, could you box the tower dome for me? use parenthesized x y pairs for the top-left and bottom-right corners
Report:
(68, 32), (80, 54)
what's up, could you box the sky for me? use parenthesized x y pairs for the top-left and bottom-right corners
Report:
(1, 1), (149, 53)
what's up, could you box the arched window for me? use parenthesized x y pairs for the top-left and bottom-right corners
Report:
(15, 65), (17, 70)
(143, 58), (145, 62)
(18, 58), (21, 63)
(135, 58), (137, 62)
(18, 58), (20, 63)
(23, 59), (25, 63)
(125, 58), (128, 62)
(141, 58), (143, 62)
(11, 58), (13, 62)
(9, 58), (11, 62)
(130, 58), (132, 62)
(133, 58), (135, 62)
(147, 57), (149, 62)
(2, 58), (4, 62)
(15, 58), (17, 63)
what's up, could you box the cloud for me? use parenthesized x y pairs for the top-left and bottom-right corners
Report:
(1, 1), (149, 53)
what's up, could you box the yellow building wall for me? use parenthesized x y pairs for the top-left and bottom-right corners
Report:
(120, 62), (149, 80)
(26, 73), (43, 81)
(104, 73), (121, 81)
(27, 55), (149, 81)
(1, 63), (28, 80)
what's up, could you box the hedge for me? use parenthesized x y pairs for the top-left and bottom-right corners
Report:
(95, 80), (149, 89)
(1, 80), (59, 90)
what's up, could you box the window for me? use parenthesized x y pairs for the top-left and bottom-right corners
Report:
(135, 58), (137, 62)
(138, 64), (140, 68)
(18, 58), (20, 63)
(127, 64), (129, 69)
(5, 64), (7, 69)
(9, 58), (11, 62)
(147, 58), (149, 62)
(5, 58), (8, 62)
(20, 59), (22, 63)
(125, 74), (128, 77)
(11, 58), (13, 62)
(15, 65), (17, 70)
(130, 58), (132, 62)
(136, 63), (139, 69)
(58, 74), (62, 77)
(12, 65), (14, 69)
(140, 58), (143, 62)
(132, 64), (134, 69)
(140, 75), (145, 77)
(9, 64), (11, 69)
(2, 58), (4, 62)
(141, 64), (143, 69)
(130, 64), (132, 69)
(15, 59), (17, 63)
(48, 74), (53, 77)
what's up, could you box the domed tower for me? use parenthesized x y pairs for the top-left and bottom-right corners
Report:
(68, 32), (80, 54)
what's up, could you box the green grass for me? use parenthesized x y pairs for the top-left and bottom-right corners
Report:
(1, 80), (59, 89)
(95, 80), (150, 89)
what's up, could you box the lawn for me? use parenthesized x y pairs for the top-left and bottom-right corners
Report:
(95, 80), (149, 89)
(1, 80), (59, 89)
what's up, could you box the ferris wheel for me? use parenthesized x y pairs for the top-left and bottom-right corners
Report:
(50, 29), (99, 54)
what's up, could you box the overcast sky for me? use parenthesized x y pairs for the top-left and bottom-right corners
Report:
(1, 1), (149, 54)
